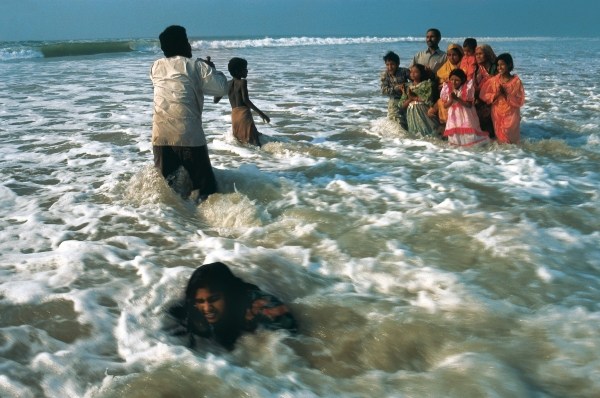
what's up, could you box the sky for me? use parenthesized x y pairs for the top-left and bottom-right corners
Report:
(0, 0), (598, 42)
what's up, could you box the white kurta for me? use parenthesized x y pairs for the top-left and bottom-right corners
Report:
(151, 56), (228, 147)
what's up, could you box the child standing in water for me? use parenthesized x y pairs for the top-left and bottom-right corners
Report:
(441, 69), (490, 147)
(226, 57), (270, 147)
(399, 64), (439, 137)
(460, 38), (478, 81)
(479, 53), (525, 144)
(380, 51), (411, 129)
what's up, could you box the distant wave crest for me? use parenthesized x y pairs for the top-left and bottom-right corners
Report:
(190, 36), (571, 50)
(191, 36), (422, 49)
(0, 36), (589, 61)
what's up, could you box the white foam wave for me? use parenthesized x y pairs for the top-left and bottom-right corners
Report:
(1, 35), (586, 61)
(192, 36), (422, 49)
(0, 48), (43, 60)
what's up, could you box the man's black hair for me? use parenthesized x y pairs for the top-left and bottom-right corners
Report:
(159, 25), (192, 58)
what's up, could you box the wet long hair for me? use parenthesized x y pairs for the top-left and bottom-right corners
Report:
(184, 262), (248, 350)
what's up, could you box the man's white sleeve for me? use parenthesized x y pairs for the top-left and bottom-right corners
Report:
(199, 60), (228, 97)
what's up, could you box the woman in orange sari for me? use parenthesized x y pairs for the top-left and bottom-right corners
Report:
(479, 53), (525, 144)
(473, 44), (497, 138)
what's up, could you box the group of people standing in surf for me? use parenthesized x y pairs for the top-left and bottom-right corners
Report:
(380, 28), (525, 147)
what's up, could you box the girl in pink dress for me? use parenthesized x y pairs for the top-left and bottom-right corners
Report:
(441, 69), (490, 147)
(479, 53), (525, 144)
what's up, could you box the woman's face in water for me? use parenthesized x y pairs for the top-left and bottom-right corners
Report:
(195, 288), (226, 324)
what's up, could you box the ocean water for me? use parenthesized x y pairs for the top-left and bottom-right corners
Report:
(0, 35), (599, 398)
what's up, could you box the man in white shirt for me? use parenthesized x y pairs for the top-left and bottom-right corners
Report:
(151, 25), (228, 201)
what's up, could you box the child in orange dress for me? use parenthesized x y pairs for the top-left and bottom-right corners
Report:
(479, 53), (525, 144)
(460, 38), (477, 81)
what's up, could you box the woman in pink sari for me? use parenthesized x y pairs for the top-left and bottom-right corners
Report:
(479, 53), (525, 144)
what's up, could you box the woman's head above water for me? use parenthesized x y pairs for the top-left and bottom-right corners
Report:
(184, 262), (245, 323)
(179, 261), (297, 350)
